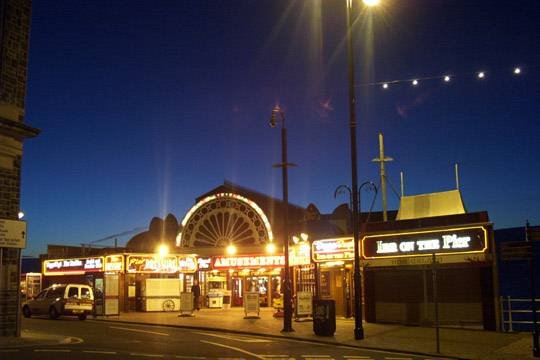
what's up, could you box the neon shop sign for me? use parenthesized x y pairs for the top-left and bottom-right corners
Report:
(361, 226), (488, 259)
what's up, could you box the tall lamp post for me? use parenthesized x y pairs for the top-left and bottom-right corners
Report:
(346, 0), (380, 340)
(270, 105), (296, 332)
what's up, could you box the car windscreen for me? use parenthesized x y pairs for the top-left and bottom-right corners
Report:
(45, 286), (66, 299)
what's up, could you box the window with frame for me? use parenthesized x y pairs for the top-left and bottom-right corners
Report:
(81, 287), (91, 299)
(68, 287), (79, 298)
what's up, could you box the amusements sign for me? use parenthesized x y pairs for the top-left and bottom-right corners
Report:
(312, 237), (354, 262)
(43, 257), (104, 275)
(213, 252), (310, 270)
(362, 226), (488, 259)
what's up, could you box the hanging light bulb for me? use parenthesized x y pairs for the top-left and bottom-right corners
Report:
(412, 79), (419, 86)
(513, 67), (521, 75)
(477, 71), (485, 79)
(443, 75), (451, 82)
(382, 83), (389, 89)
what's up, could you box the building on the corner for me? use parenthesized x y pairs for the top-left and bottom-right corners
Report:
(0, 0), (39, 337)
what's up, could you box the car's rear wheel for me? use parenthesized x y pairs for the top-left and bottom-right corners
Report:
(49, 306), (59, 319)
(78, 314), (87, 321)
(22, 306), (32, 318)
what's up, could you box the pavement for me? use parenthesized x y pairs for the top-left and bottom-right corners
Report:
(1, 307), (535, 359)
(0, 328), (77, 348)
(89, 307), (533, 360)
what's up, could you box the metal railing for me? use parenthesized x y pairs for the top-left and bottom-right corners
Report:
(500, 295), (538, 332)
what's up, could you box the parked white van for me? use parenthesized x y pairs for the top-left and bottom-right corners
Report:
(22, 284), (94, 320)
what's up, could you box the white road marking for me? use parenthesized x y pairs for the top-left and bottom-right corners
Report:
(83, 350), (117, 354)
(130, 353), (164, 357)
(34, 349), (72, 352)
(200, 339), (266, 360)
(110, 325), (170, 336)
(61, 336), (84, 344)
(194, 331), (272, 343)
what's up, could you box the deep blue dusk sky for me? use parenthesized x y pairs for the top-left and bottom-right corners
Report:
(21, 0), (540, 256)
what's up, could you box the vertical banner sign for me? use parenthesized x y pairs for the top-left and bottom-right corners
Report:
(296, 291), (313, 317)
(104, 273), (120, 316)
(243, 291), (260, 318)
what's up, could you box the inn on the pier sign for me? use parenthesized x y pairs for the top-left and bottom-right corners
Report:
(361, 226), (488, 259)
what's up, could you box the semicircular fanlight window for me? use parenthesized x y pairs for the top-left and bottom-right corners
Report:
(180, 196), (270, 247)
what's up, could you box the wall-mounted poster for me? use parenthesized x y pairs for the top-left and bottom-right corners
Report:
(320, 271), (331, 297)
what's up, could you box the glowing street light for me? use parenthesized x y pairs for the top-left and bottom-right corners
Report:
(156, 244), (169, 257)
(412, 79), (419, 86)
(477, 71), (485, 79)
(382, 83), (389, 89)
(362, 0), (381, 6)
(266, 242), (276, 254)
(226, 244), (237, 255)
(443, 75), (451, 82)
(514, 67), (521, 75)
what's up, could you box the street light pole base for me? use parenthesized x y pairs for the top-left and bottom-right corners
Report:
(281, 327), (295, 333)
(533, 330), (539, 357)
(354, 327), (364, 340)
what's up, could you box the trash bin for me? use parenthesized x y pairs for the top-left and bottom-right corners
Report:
(313, 299), (336, 336)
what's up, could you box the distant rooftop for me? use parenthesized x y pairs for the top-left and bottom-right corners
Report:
(396, 189), (466, 220)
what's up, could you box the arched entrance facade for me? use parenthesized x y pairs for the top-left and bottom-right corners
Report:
(177, 192), (283, 308)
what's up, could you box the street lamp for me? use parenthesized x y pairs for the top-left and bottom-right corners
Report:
(346, 0), (380, 340)
(269, 105), (296, 332)
(334, 182), (378, 220)
(156, 244), (169, 257)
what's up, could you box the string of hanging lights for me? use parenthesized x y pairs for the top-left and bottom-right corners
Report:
(359, 66), (526, 89)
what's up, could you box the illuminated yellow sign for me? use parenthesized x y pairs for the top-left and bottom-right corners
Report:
(104, 255), (124, 272)
(126, 255), (197, 273)
(312, 237), (354, 262)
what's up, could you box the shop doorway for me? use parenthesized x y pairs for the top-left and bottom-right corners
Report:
(246, 275), (269, 306)
(231, 276), (244, 306)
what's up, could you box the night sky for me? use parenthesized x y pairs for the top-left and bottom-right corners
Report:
(21, 0), (540, 256)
